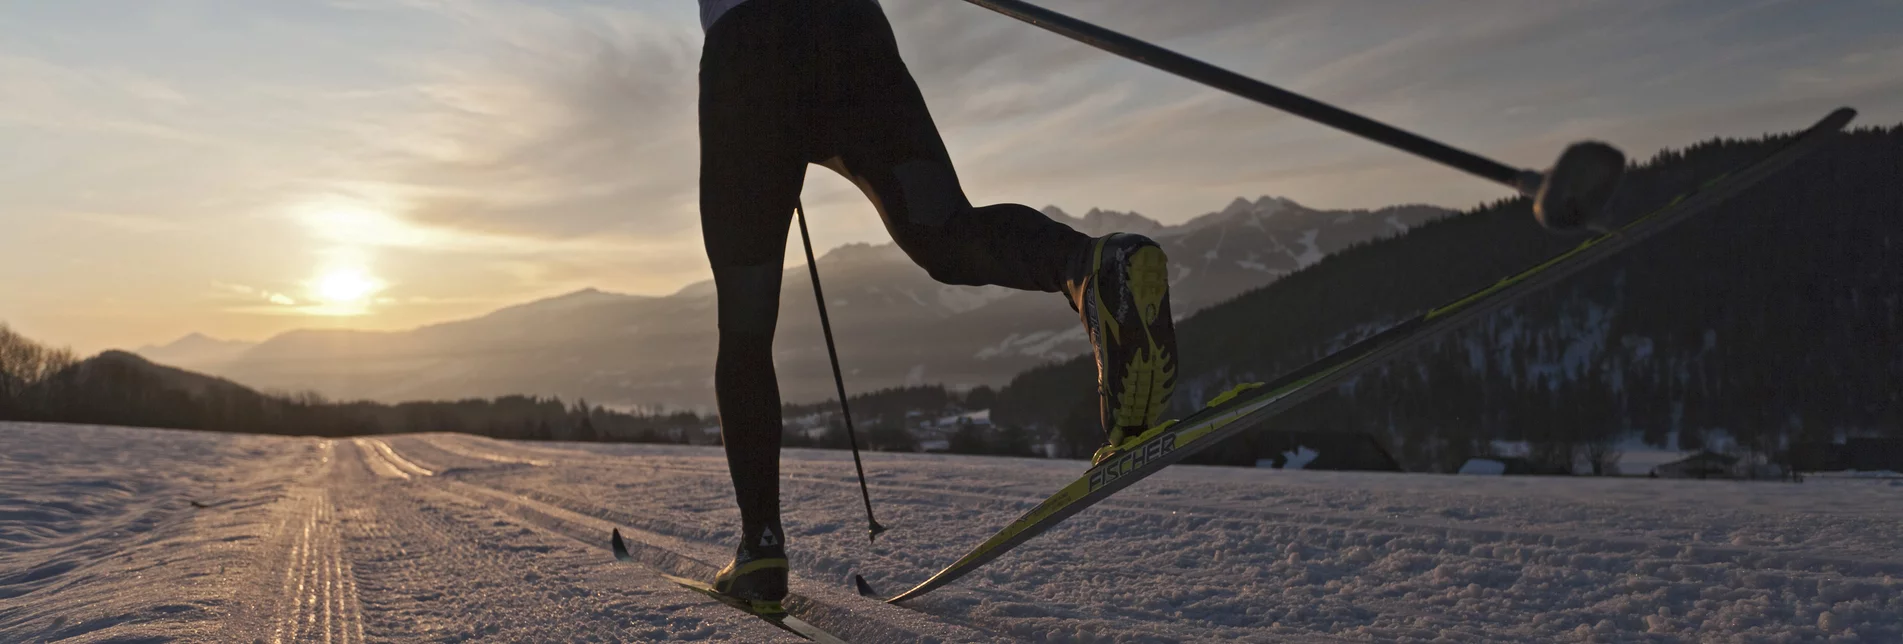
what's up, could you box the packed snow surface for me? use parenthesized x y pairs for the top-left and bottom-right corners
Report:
(4, 422), (1901, 643)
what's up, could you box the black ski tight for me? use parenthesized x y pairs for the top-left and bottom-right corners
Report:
(699, 0), (1089, 540)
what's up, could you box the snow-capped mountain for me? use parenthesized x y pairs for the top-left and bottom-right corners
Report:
(158, 197), (1450, 409)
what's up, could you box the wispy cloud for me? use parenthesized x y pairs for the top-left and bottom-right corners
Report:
(0, 54), (203, 141)
(355, 1), (700, 233)
(61, 211), (186, 234)
(212, 282), (302, 309)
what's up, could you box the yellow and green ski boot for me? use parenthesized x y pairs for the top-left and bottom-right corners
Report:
(712, 523), (788, 613)
(1067, 233), (1179, 463)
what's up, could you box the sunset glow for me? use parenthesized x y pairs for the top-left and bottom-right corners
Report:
(315, 268), (384, 305)
(306, 267), (385, 315)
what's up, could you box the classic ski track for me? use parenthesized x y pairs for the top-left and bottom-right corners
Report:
(422, 436), (1903, 580)
(473, 459), (1903, 638)
(343, 431), (837, 641)
(390, 434), (1903, 640)
(387, 442), (1377, 641)
(417, 474), (986, 642)
(421, 433), (608, 464)
(265, 440), (366, 644)
(390, 443), (1366, 641)
(365, 435), (991, 642)
(356, 437), (436, 479)
(410, 433), (552, 467)
(425, 434), (1903, 576)
(500, 459), (1903, 581)
(340, 436), (452, 642)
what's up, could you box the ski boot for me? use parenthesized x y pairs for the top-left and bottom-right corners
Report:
(1065, 233), (1179, 464)
(712, 523), (788, 613)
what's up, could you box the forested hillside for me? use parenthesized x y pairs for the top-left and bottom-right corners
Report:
(996, 121), (1902, 470)
(0, 325), (707, 443)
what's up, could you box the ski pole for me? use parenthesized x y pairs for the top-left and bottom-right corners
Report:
(795, 202), (888, 543)
(964, 0), (1626, 231)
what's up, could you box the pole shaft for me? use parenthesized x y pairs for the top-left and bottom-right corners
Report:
(965, 0), (1529, 189)
(796, 203), (885, 541)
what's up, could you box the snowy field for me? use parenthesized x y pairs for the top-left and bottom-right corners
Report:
(3, 422), (1900, 643)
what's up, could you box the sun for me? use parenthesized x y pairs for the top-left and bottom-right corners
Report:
(311, 267), (385, 307)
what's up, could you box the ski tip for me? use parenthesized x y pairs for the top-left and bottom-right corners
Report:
(611, 528), (632, 560)
(1826, 106), (1857, 125)
(852, 574), (879, 598)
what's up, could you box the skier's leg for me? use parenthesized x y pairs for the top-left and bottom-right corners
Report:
(814, 0), (1180, 452)
(811, 0), (1089, 293)
(699, 0), (800, 604)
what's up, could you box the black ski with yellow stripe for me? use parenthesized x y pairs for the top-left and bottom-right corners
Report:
(612, 530), (848, 643)
(856, 107), (1855, 604)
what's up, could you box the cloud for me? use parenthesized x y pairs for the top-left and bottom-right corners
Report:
(348, 1), (701, 238)
(62, 211), (186, 234)
(0, 54), (205, 141)
(212, 282), (302, 309)
(289, 191), (679, 258)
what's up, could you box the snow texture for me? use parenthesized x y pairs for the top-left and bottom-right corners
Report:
(4, 422), (1902, 643)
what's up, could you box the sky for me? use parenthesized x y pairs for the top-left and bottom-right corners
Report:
(2, 0), (1900, 354)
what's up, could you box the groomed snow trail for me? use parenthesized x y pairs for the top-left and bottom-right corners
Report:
(266, 479), (364, 644)
(5, 423), (1902, 642)
(2, 424), (916, 642)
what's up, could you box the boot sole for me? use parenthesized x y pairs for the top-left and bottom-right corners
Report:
(1110, 245), (1174, 430)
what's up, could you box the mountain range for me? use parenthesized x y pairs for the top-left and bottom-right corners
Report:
(139, 197), (1449, 409)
